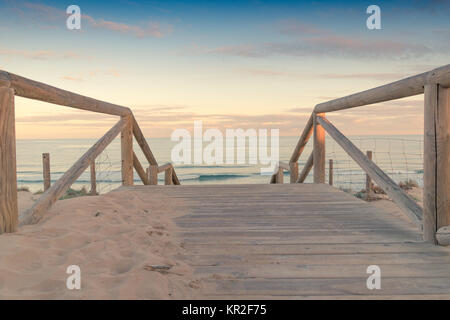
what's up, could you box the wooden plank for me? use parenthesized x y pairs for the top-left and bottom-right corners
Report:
(289, 162), (298, 183)
(436, 226), (450, 246)
(424, 84), (438, 243)
(290, 114), (313, 163)
(313, 64), (450, 113)
(276, 167), (283, 184)
(120, 116), (133, 186)
(0, 87), (17, 233)
(132, 115), (157, 166)
(297, 152), (313, 183)
(203, 277), (450, 296)
(42, 153), (51, 191)
(329, 159), (333, 186)
(316, 116), (423, 227)
(436, 86), (450, 230)
(365, 151), (373, 200)
(172, 167), (181, 185)
(148, 165), (158, 185)
(158, 163), (173, 173)
(165, 166), (173, 185)
(20, 118), (127, 225)
(133, 151), (149, 185)
(278, 161), (290, 171)
(89, 161), (97, 195)
(194, 263), (450, 278)
(313, 113), (325, 183)
(0, 70), (131, 116)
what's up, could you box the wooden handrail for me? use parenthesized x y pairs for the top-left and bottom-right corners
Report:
(297, 152), (313, 183)
(314, 64), (450, 114)
(270, 161), (290, 184)
(21, 118), (128, 225)
(133, 151), (150, 185)
(289, 114), (313, 163)
(0, 70), (131, 116)
(316, 116), (423, 227)
(147, 162), (181, 186)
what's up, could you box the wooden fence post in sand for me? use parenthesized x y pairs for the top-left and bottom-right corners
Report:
(165, 167), (173, 185)
(313, 113), (326, 183)
(276, 167), (284, 184)
(424, 84), (450, 244)
(148, 165), (158, 185)
(121, 115), (133, 186)
(365, 151), (373, 200)
(289, 162), (298, 183)
(42, 153), (51, 191)
(329, 159), (333, 186)
(89, 161), (97, 195)
(0, 86), (18, 233)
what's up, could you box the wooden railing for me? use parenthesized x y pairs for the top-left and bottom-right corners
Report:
(271, 64), (450, 245)
(0, 70), (180, 232)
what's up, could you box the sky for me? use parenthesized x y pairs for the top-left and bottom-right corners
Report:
(0, 0), (449, 139)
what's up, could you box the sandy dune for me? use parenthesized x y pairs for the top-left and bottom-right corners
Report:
(0, 189), (200, 299)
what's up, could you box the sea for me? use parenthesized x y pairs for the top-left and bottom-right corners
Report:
(16, 135), (424, 194)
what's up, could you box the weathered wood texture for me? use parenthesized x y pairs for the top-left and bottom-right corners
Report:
(148, 165), (158, 185)
(297, 152), (313, 183)
(42, 153), (51, 191)
(165, 167), (173, 185)
(313, 113), (325, 183)
(121, 116), (133, 186)
(329, 159), (333, 186)
(290, 114), (313, 163)
(0, 87), (17, 233)
(276, 167), (284, 184)
(314, 64), (450, 113)
(424, 84), (438, 243)
(289, 162), (298, 183)
(436, 87), (450, 231)
(21, 118), (127, 225)
(133, 152), (149, 185)
(89, 161), (97, 195)
(437, 226), (450, 246)
(317, 116), (423, 227)
(121, 183), (450, 299)
(0, 70), (131, 116)
(132, 116), (157, 166)
(424, 85), (450, 243)
(365, 151), (373, 200)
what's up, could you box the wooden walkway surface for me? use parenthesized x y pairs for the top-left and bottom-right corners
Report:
(139, 183), (450, 299)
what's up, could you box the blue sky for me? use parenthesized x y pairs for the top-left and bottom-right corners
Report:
(0, 0), (449, 138)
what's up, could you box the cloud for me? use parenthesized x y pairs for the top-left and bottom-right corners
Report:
(315, 73), (407, 80)
(62, 69), (122, 82)
(277, 19), (329, 36)
(0, 47), (81, 60)
(82, 15), (170, 38)
(7, 1), (172, 38)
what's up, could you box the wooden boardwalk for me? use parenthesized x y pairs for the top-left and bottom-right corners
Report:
(137, 183), (450, 299)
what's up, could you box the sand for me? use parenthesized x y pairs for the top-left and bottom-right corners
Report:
(2, 186), (425, 299)
(0, 189), (200, 299)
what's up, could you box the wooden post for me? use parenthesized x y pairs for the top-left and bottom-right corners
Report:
(424, 84), (450, 244)
(121, 115), (133, 186)
(289, 162), (298, 183)
(329, 159), (333, 186)
(276, 167), (284, 184)
(0, 87), (18, 233)
(148, 165), (158, 185)
(313, 113), (326, 183)
(42, 153), (51, 191)
(365, 151), (373, 200)
(89, 161), (97, 195)
(165, 167), (173, 185)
